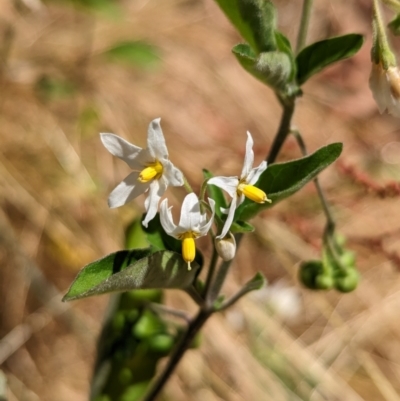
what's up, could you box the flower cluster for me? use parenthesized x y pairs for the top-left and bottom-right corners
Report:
(101, 119), (270, 268)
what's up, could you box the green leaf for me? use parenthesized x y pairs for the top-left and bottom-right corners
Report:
(389, 14), (400, 36)
(274, 31), (296, 80)
(142, 213), (181, 252)
(232, 44), (292, 91)
(63, 250), (199, 301)
(125, 219), (149, 249)
(296, 34), (364, 85)
(102, 41), (160, 69)
(230, 220), (254, 233)
(35, 75), (77, 101)
(214, 0), (277, 53)
(235, 143), (343, 221)
(203, 169), (227, 218)
(256, 51), (293, 89)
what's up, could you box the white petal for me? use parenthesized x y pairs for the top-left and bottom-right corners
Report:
(247, 161), (267, 185)
(162, 159), (184, 186)
(241, 132), (255, 178)
(178, 193), (201, 231)
(217, 195), (238, 239)
(142, 180), (165, 227)
(100, 133), (150, 170)
(159, 199), (178, 236)
(198, 198), (215, 236)
(147, 118), (168, 160)
(108, 172), (150, 208)
(208, 176), (239, 198)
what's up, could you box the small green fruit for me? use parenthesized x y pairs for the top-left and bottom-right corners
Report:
(335, 268), (359, 293)
(315, 274), (334, 290)
(147, 334), (174, 354)
(132, 311), (164, 339)
(299, 260), (323, 289)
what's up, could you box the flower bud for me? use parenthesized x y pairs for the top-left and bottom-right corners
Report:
(215, 233), (236, 261)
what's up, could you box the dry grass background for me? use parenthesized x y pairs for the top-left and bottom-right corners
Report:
(1, 0), (400, 400)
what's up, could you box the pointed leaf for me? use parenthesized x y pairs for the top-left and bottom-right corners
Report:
(232, 44), (292, 91)
(389, 14), (400, 36)
(235, 143), (343, 221)
(214, 0), (277, 53)
(296, 34), (364, 85)
(102, 41), (160, 69)
(230, 220), (255, 233)
(142, 213), (181, 252)
(63, 250), (199, 301)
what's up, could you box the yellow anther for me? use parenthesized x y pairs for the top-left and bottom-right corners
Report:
(138, 160), (163, 183)
(181, 232), (196, 270)
(238, 183), (271, 204)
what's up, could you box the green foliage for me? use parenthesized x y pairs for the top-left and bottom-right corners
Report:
(388, 14), (400, 36)
(230, 220), (255, 234)
(35, 75), (77, 101)
(232, 42), (296, 94)
(63, 250), (199, 301)
(102, 41), (160, 69)
(235, 143), (343, 221)
(296, 34), (364, 85)
(214, 0), (277, 53)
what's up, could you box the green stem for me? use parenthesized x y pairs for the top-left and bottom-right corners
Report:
(182, 175), (194, 193)
(267, 99), (295, 164)
(207, 234), (243, 306)
(142, 308), (212, 401)
(203, 246), (219, 298)
(296, 0), (314, 54)
(291, 129), (335, 233)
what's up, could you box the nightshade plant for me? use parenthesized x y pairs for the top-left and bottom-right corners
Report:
(62, 0), (400, 399)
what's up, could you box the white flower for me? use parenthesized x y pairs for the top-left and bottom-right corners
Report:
(100, 118), (184, 227)
(160, 193), (215, 270)
(369, 63), (400, 118)
(208, 132), (271, 239)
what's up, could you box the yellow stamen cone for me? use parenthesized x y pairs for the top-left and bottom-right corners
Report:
(182, 235), (196, 270)
(138, 160), (163, 183)
(239, 184), (271, 204)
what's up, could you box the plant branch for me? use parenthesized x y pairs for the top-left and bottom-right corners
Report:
(142, 308), (212, 401)
(267, 98), (295, 164)
(291, 129), (335, 233)
(296, 0), (314, 54)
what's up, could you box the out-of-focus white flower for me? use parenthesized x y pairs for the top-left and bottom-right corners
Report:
(100, 118), (184, 227)
(207, 132), (271, 239)
(160, 193), (215, 270)
(251, 279), (301, 322)
(369, 63), (400, 118)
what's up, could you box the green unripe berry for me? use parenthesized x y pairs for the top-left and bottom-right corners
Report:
(335, 268), (359, 293)
(132, 311), (164, 339)
(125, 309), (139, 323)
(299, 260), (323, 290)
(118, 368), (133, 385)
(111, 311), (126, 332)
(335, 234), (347, 247)
(147, 334), (174, 354)
(339, 251), (356, 268)
(315, 274), (334, 290)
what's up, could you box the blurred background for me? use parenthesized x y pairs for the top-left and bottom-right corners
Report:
(1, 0), (400, 400)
